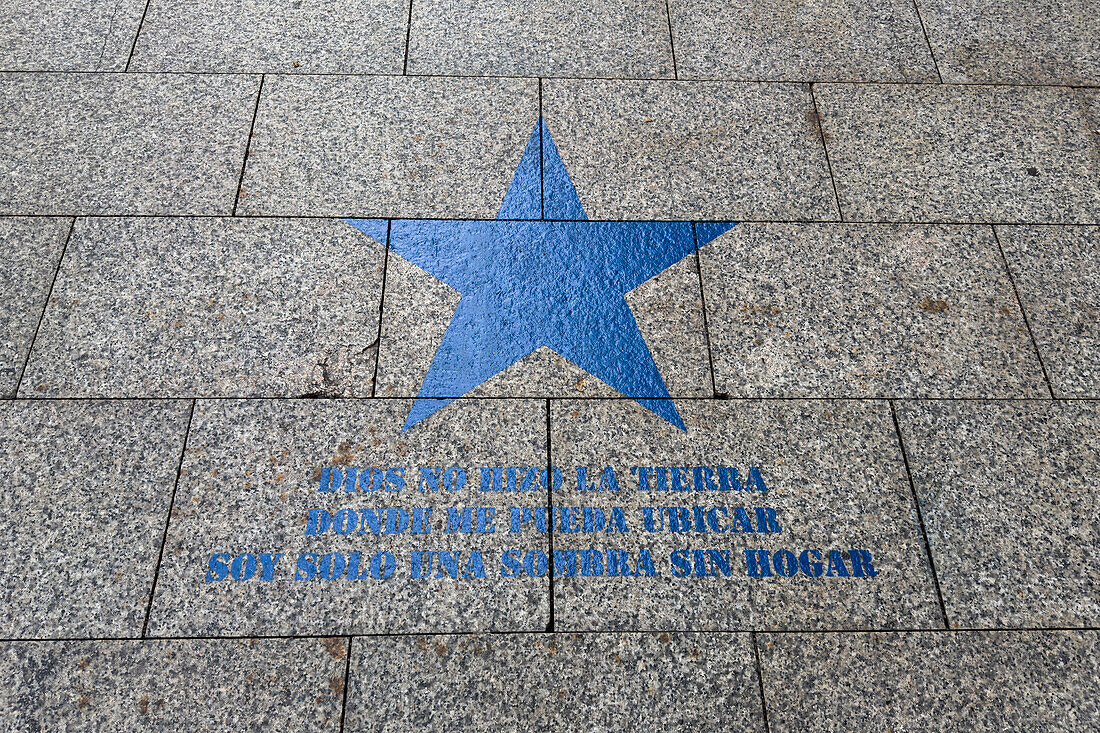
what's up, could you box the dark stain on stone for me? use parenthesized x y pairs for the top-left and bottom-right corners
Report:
(921, 298), (950, 314)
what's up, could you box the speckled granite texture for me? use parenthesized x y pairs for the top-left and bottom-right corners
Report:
(0, 73), (259, 215)
(1, 0), (1098, 727)
(670, 0), (936, 82)
(896, 400), (1100, 628)
(815, 84), (1100, 223)
(0, 400), (190, 638)
(0, 638), (347, 729)
(997, 225), (1100, 396)
(407, 0), (674, 77)
(541, 80), (837, 220)
(238, 75), (539, 218)
(760, 631), (1100, 731)
(347, 633), (764, 731)
(0, 0), (146, 71)
(700, 223), (1047, 397)
(130, 0), (408, 73)
(21, 217), (385, 397)
(0, 217), (69, 396)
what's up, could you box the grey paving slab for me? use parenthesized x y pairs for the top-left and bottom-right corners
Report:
(347, 633), (763, 731)
(0, 638), (346, 730)
(760, 631), (1100, 732)
(0, 73), (258, 216)
(239, 76), (538, 218)
(147, 398), (549, 636)
(130, 0), (407, 73)
(0, 217), (69, 397)
(21, 217), (384, 398)
(897, 400), (1100, 628)
(0, 400), (189, 638)
(548, 399), (942, 631)
(815, 84), (1100, 223)
(670, 0), (936, 82)
(407, 0), (673, 78)
(998, 226), (1100, 396)
(700, 223), (1047, 398)
(0, 0), (145, 71)
(376, 249), (711, 398)
(918, 0), (1100, 84)
(541, 80), (837, 221)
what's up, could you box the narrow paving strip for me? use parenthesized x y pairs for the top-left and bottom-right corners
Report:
(0, 0), (1098, 727)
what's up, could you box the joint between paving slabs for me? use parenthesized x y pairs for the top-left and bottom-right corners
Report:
(750, 631), (773, 733)
(889, 399), (951, 629)
(141, 399), (196, 638)
(691, 224), (721, 398)
(664, 0), (678, 80)
(545, 398), (555, 633)
(232, 74), (265, 217)
(990, 225), (1056, 398)
(123, 0), (154, 72)
(338, 635), (353, 733)
(808, 83), (844, 222)
(368, 221), (393, 398)
(910, 0), (944, 83)
(14, 217), (74, 399)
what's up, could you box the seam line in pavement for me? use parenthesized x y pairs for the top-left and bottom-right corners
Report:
(991, 224), (1056, 398)
(691, 225), (720, 398)
(751, 632), (772, 733)
(5, 215), (1100, 227)
(369, 220), (392, 398)
(14, 217), (73, 398)
(910, 0), (944, 83)
(231, 74), (264, 217)
(141, 399), (196, 638)
(0, 626), (1096, 644)
(809, 83), (843, 221)
(5, 396), (1096, 402)
(1, 69), (1098, 90)
(890, 399), (950, 629)
(402, 0), (413, 74)
(123, 0), (154, 72)
(664, 0), (678, 80)
(545, 398), (555, 633)
(338, 636), (353, 732)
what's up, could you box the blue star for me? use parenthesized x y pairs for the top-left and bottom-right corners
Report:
(348, 120), (734, 431)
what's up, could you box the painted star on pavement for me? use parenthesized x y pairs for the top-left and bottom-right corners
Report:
(348, 120), (734, 431)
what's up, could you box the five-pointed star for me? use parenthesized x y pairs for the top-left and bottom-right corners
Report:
(348, 120), (734, 431)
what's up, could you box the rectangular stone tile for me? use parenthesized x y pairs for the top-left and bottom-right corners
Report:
(376, 245), (711, 399)
(147, 398), (549, 636)
(700, 223), (1047, 398)
(21, 217), (384, 398)
(0, 638), (346, 729)
(760, 631), (1100, 732)
(0, 0), (145, 71)
(998, 226), (1100, 396)
(897, 400), (1100, 628)
(130, 0), (406, 73)
(549, 399), (942, 631)
(918, 0), (1100, 84)
(0, 217), (69, 397)
(815, 84), (1100, 223)
(407, 0), (673, 78)
(238, 76), (538, 218)
(670, 0), (936, 82)
(0, 73), (259, 216)
(347, 633), (764, 731)
(0, 400), (189, 638)
(542, 80), (837, 220)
